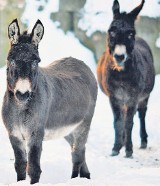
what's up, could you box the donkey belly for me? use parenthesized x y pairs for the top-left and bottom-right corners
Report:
(43, 121), (82, 140)
(113, 85), (137, 104)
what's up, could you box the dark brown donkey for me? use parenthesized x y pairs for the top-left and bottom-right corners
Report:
(97, 0), (155, 157)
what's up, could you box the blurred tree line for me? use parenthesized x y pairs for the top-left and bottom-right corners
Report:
(0, 0), (25, 67)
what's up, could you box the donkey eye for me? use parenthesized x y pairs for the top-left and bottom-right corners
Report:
(32, 62), (37, 69)
(10, 60), (15, 67)
(110, 31), (116, 38)
(128, 33), (134, 39)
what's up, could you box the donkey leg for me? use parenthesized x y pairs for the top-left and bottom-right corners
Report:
(80, 161), (90, 179)
(125, 107), (135, 158)
(66, 121), (91, 179)
(71, 146), (89, 179)
(138, 98), (149, 149)
(110, 98), (124, 156)
(9, 135), (27, 181)
(28, 137), (43, 184)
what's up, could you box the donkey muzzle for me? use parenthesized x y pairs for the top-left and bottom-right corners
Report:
(114, 54), (125, 63)
(113, 44), (127, 65)
(14, 78), (32, 103)
(15, 90), (31, 102)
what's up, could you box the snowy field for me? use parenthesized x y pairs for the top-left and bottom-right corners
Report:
(0, 0), (160, 185)
(0, 72), (160, 186)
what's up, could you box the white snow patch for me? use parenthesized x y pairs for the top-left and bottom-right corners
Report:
(156, 33), (160, 48)
(21, 0), (59, 29)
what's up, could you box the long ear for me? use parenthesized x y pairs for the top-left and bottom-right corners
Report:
(8, 19), (20, 45)
(112, 0), (120, 19)
(31, 20), (44, 46)
(128, 0), (145, 20)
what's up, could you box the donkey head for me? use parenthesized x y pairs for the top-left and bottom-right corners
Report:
(7, 19), (44, 103)
(108, 0), (145, 69)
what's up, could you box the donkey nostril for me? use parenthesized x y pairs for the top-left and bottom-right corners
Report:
(15, 90), (30, 102)
(114, 54), (125, 62)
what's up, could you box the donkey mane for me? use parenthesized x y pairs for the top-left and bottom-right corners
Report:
(97, 46), (124, 96)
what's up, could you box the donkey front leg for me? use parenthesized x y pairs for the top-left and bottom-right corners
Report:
(110, 98), (124, 156)
(9, 135), (27, 181)
(27, 135), (43, 184)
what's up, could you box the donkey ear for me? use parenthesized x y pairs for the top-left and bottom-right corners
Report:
(128, 0), (145, 20)
(8, 19), (20, 45)
(31, 20), (44, 46)
(112, 0), (120, 18)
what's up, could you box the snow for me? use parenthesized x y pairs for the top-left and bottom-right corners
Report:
(78, 0), (160, 36)
(0, 0), (160, 185)
(0, 70), (160, 186)
(156, 33), (160, 48)
(21, 0), (95, 71)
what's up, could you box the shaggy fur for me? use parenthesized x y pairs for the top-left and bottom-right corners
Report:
(2, 19), (97, 184)
(97, 0), (155, 157)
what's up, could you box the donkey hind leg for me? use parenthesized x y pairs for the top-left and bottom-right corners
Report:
(27, 137), (43, 184)
(65, 120), (91, 179)
(9, 135), (27, 181)
(124, 106), (136, 158)
(138, 97), (149, 149)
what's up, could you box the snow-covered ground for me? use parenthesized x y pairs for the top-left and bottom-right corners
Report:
(0, 0), (160, 185)
(0, 71), (160, 186)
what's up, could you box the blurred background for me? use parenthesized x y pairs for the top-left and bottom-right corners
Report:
(0, 0), (160, 73)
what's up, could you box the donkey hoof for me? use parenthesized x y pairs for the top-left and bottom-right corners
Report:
(30, 180), (39, 185)
(80, 172), (90, 179)
(125, 151), (133, 158)
(140, 142), (147, 149)
(71, 171), (79, 179)
(111, 150), (119, 156)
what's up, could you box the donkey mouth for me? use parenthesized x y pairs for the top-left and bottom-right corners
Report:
(117, 60), (125, 67)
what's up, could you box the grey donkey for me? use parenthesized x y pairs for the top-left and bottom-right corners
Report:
(2, 19), (97, 184)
